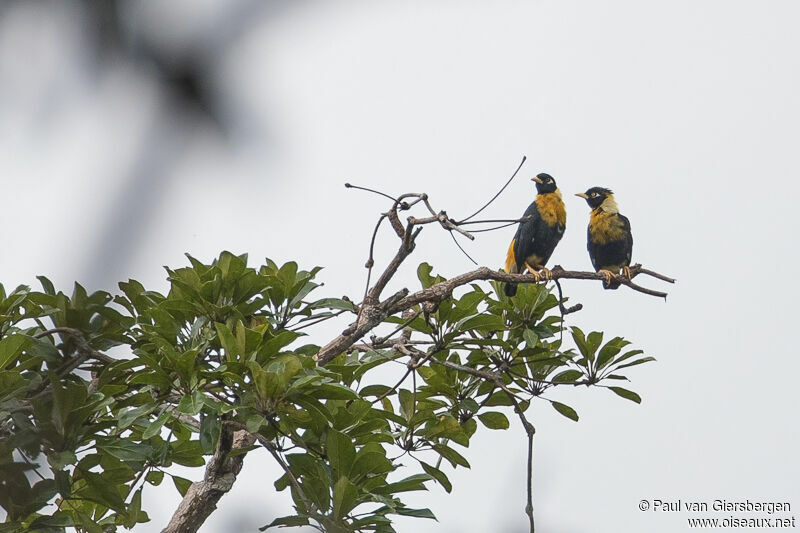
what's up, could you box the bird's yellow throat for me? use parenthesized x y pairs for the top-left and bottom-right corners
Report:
(535, 190), (566, 227)
(589, 195), (626, 244)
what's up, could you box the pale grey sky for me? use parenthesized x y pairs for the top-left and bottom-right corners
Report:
(1, 1), (799, 532)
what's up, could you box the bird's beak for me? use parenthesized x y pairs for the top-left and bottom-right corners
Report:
(531, 176), (543, 184)
(575, 193), (589, 199)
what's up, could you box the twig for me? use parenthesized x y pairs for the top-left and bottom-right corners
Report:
(344, 183), (398, 203)
(363, 215), (388, 301)
(552, 277), (583, 327)
(458, 155), (526, 223)
(449, 231), (478, 265)
(516, 398), (536, 533)
(633, 264), (676, 283)
(35, 327), (116, 367)
(371, 309), (423, 346)
(457, 216), (533, 226)
(291, 309), (348, 332)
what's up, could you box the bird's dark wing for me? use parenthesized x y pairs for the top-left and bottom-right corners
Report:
(586, 224), (600, 271)
(513, 201), (543, 269)
(618, 213), (633, 266)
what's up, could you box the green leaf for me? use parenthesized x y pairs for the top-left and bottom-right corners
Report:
(142, 411), (171, 440)
(570, 326), (588, 357)
(457, 314), (504, 332)
(28, 512), (74, 529)
(199, 413), (221, 454)
(614, 356), (656, 371)
(611, 349), (645, 366)
(585, 331), (604, 361)
(332, 476), (359, 519)
(117, 403), (157, 430)
(417, 263), (435, 289)
(595, 336), (629, 370)
(311, 383), (359, 400)
(372, 473), (430, 495)
(170, 440), (205, 467)
(551, 369), (583, 383)
(432, 444), (470, 468)
(259, 516), (310, 531)
(309, 297), (355, 312)
(419, 461), (452, 493)
(146, 470), (164, 486)
(215, 322), (242, 362)
(551, 401), (579, 422)
(96, 440), (152, 463)
(359, 384), (394, 397)
(0, 334), (30, 369)
(172, 476), (192, 497)
(608, 387), (642, 403)
(398, 389), (414, 421)
(351, 449), (393, 482)
(522, 329), (538, 348)
(246, 413), (266, 433)
(177, 391), (205, 415)
(327, 428), (356, 480)
(477, 411), (510, 430)
(395, 506), (437, 519)
(47, 450), (77, 471)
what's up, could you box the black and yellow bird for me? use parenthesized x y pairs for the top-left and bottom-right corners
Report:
(504, 173), (566, 297)
(576, 187), (633, 289)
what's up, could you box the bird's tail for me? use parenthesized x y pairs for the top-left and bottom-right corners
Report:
(504, 240), (518, 297)
(603, 279), (621, 290)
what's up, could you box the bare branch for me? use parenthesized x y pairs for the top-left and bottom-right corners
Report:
(390, 265), (674, 313)
(35, 327), (116, 367)
(315, 264), (673, 365)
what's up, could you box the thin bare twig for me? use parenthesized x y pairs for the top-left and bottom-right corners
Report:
(225, 421), (314, 514)
(458, 155), (527, 223)
(363, 214), (388, 301)
(457, 216), (533, 226)
(504, 390), (536, 533)
(344, 182), (398, 203)
(449, 231), (478, 265)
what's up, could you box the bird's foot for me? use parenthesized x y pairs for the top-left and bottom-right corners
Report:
(524, 266), (542, 282)
(538, 267), (553, 281)
(622, 266), (632, 280)
(598, 269), (615, 285)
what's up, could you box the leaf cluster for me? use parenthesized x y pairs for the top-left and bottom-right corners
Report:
(0, 253), (653, 532)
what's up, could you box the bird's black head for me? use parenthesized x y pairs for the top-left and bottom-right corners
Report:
(532, 173), (558, 194)
(576, 187), (614, 209)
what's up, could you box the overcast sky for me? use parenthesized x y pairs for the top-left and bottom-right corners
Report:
(1, 1), (799, 532)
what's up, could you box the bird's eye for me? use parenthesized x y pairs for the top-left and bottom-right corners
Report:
(591, 193), (598, 197)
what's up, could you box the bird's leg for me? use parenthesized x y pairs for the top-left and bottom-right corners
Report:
(622, 266), (632, 280)
(523, 264), (542, 282)
(538, 267), (554, 281)
(598, 269), (616, 285)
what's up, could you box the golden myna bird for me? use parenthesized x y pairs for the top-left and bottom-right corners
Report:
(576, 187), (633, 289)
(504, 173), (566, 296)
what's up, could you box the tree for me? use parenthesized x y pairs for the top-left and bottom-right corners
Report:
(0, 180), (672, 533)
